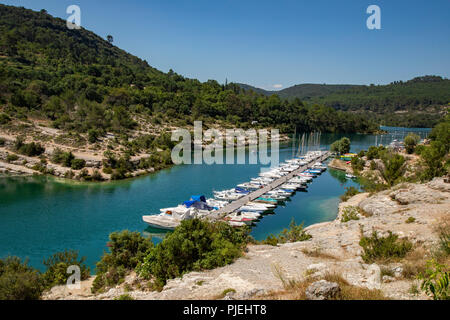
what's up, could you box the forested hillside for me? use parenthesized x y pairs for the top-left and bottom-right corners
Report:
(0, 5), (377, 134)
(239, 76), (449, 128)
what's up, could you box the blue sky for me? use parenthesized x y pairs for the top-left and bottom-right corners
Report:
(2, 0), (450, 89)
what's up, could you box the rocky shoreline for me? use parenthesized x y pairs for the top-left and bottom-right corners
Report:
(43, 177), (449, 300)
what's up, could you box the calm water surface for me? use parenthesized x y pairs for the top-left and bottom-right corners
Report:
(0, 130), (430, 271)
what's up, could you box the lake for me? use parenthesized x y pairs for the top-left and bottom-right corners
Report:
(0, 129), (431, 271)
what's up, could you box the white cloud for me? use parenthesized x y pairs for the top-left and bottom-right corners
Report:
(272, 84), (283, 89)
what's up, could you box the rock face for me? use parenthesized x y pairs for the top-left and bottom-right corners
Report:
(305, 280), (340, 300)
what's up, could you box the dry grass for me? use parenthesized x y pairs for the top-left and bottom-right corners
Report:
(269, 264), (387, 300)
(301, 248), (339, 260)
(402, 247), (429, 279)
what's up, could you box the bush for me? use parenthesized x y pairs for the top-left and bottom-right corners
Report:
(115, 294), (134, 300)
(381, 152), (406, 186)
(92, 231), (153, 293)
(6, 153), (19, 163)
(15, 140), (45, 157)
(405, 217), (416, 224)
(351, 156), (365, 172)
(137, 220), (250, 287)
(340, 186), (360, 202)
(71, 158), (86, 170)
(42, 250), (90, 288)
(0, 257), (44, 300)
(0, 113), (11, 124)
(341, 207), (360, 223)
(260, 219), (311, 246)
(419, 259), (449, 300)
(0, 138), (5, 146)
(277, 219), (312, 243)
(404, 133), (420, 154)
(359, 231), (413, 263)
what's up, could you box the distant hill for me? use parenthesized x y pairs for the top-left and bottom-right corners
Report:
(238, 76), (449, 127)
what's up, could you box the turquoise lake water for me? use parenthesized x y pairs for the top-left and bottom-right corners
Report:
(0, 130), (431, 271)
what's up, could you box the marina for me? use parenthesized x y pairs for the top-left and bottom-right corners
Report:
(143, 150), (331, 230)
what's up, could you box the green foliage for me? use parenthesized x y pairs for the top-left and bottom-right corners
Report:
(260, 219), (311, 246)
(419, 260), (449, 300)
(340, 186), (360, 202)
(330, 137), (351, 155)
(405, 217), (416, 224)
(417, 115), (449, 181)
(52, 149), (86, 170)
(351, 156), (365, 172)
(380, 152), (406, 186)
(359, 231), (413, 263)
(70, 158), (86, 170)
(42, 250), (90, 288)
(366, 146), (380, 160)
(278, 219), (312, 243)
(0, 113), (11, 124)
(404, 133), (420, 154)
(14, 138), (45, 157)
(0, 257), (44, 300)
(137, 219), (250, 287)
(92, 231), (153, 293)
(6, 153), (19, 163)
(341, 207), (360, 223)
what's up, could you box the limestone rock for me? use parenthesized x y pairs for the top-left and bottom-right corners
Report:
(305, 280), (340, 300)
(366, 264), (381, 290)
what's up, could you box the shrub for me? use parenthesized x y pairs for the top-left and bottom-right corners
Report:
(341, 207), (360, 223)
(405, 217), (416, 224)
(340, 186), (360, 202)
(0, 113), (11, 124)
(0, 257), (44, 300)
(137, 220), (249, 287)
(415, 145), (426, 155)
(419, 259), (449, 300)
(278, 219), (312, 243)
(381, 152), (406, 186)
(351, 156), (365, 172)
(92, 231), (153, 293)
(0, 138), (5, 146)
(15, 140), (45, 157)
(42, 250), (90, 288)
(370, 160), (377, 170)
(260, 219), (311, 246)
(359, 231), (413, 263)
(71, 158), (86, 170)
(6, 153), (19, 163)
(404, 133), (420, 154)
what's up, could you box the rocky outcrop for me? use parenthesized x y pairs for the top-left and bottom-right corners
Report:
(305, 280), (340, 300)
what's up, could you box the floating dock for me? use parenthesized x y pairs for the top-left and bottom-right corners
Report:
(207, 151), (331, 220)
(143, 151), (331, 230)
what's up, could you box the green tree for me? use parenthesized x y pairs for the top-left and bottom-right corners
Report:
(404, 133), (420, 154)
